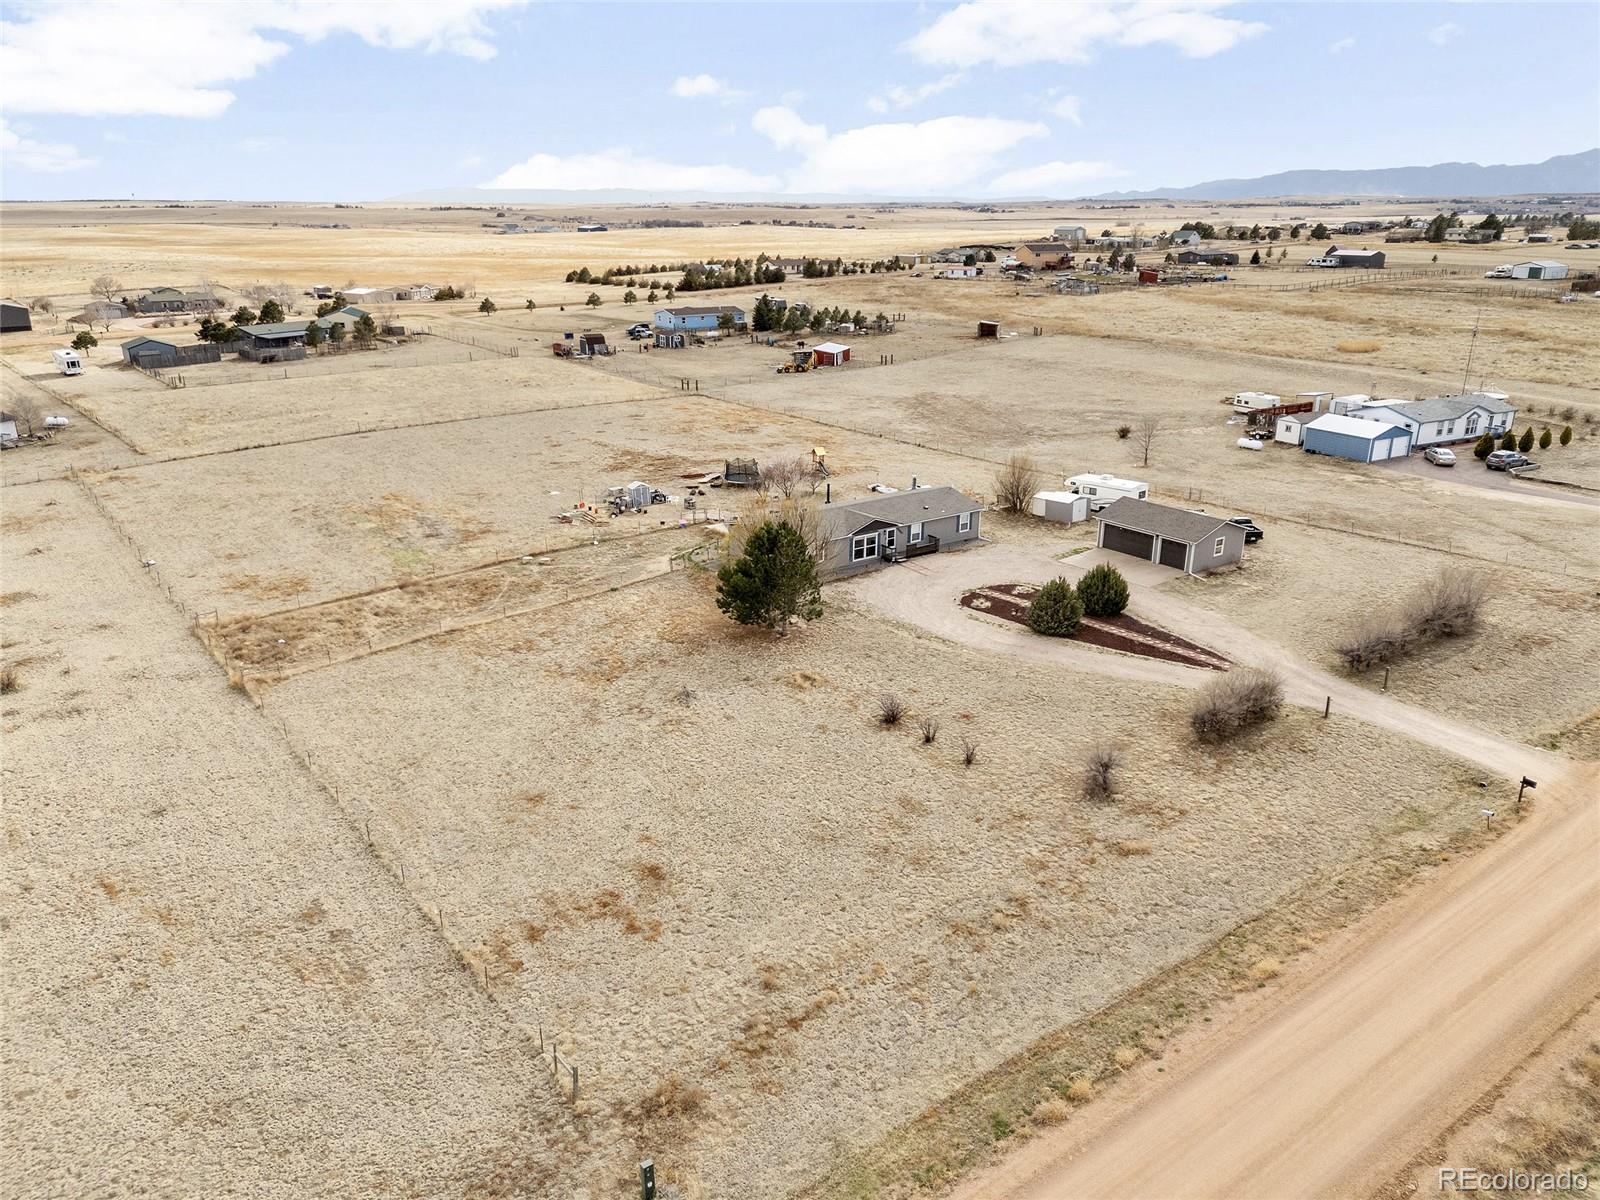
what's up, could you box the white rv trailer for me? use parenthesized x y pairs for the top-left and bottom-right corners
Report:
(1231, 391), (1281, 413)
(1066, 473), (1150, 512)
(51, 349), (84, 376)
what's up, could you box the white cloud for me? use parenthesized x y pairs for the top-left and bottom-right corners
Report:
(669, 73), (745, 100)
(0, 0), (527, 118)
(1426, 21), (1463, 45)
(1329, 36), (1356, 54)
(753, 106), (1049, 194)
(866, 72), (965, 114)
(0, 119), (94, 172)
(987, 159), (1124, 195)
(908, 0), (1267, 65)
(485, 148), (777, 193)
(1043, 92), (1083, 125)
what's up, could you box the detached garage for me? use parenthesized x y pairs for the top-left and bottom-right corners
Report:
(1094, 498), (1245, 575)
(811, 341), (851, 366)
(1301, 412), (1412, 462)
(1510, 260), (1568, 280)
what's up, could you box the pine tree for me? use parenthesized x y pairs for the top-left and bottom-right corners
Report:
(1560, 425), (1573, 446)
(1472, 432), (1494, 460)
(1539, 427), (1552, 449)
(1500, 430), (1517, 450)
(71, 331), (98, 351)
(479, 297), (497, 313)
(258, 299), (285, 323)
(1025, 578), (1084, 637)
(715, 521), (822, 635)
(1518, 428), (1535, 453)
(305, 321), (324, 352)
(1076, 564), (1130, 618)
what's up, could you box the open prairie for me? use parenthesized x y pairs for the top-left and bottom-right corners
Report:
(4, 199), (1598, 1198)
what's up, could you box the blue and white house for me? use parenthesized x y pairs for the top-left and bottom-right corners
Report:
(1348, 393), (1516, 448)
(652, 305), (747, 332)
(1301, 412), (1413, 462)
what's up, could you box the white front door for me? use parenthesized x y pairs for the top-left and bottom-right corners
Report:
(883, 528), (898, 554)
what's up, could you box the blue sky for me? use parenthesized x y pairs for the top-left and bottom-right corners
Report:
(1, 0), (1596, 201)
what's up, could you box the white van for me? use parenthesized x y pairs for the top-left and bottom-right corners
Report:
(1484, 265), (1513, 279)
(1066, 473), (1149, 512)
(51, 349), (84, 376)
(1304, 257), (1339, 268)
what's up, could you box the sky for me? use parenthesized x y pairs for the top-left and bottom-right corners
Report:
(1, 0), (1597, 201)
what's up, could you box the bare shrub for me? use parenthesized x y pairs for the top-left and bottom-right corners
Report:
(876, 694), (905, 726)
(1248, 957), (1282, 981)
(640, 1075), (708, 1119)
(758, 455), (810, 499)
(1064, 1077), (1094, 1103)
(1034, 1097), (1071, 1124)
(1407, 566), (1487, 641)
(1335, 615), (1411, 672)
(1115, 423), (1132, 440)
(919, 715), (940, 744)
(1190, 668), (1284, 742)
(1114, 840), (1151, 857)
(1336, 338), (1382, 353)
(0, 665), (18, 694)
(993, 453), (1043, 513)
(1082, 744), (1120, 802)
(960, 736), (979, 767)
(29, 296), (53, 315)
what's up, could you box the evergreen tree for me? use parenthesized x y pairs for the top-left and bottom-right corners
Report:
(1472, 432), (1494, 459)
(258, 299), (285, 323)
(1310, 222), (1329, 240)
(1076, 563), (1130, 618)
(1250, 249), (1262, 265)
(1539, 427), (1552, 449)
(526, 299), (536, 310)
(1518, 427), (1535, 453)
(715, 521), (822, 635)
(71, 331), (98, 351)
(233, 306), (258, 326)
(1025, 578), (1083, 637)
(1500, 430), (1517, 450)
(623, 289), (638, 304)
(305, 321), (324, 352)
(479, 297), (497, 313)
(353, 313), (378, 344)
(1560, 425), (1573, 446)
(586, 292), (602, 307)
(328, 321), (345, 346)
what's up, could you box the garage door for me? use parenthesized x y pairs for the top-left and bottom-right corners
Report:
(1102, 524), (1155, 560)
(1377, 437), (1405, 460)
(1158, 537), (1188, 570)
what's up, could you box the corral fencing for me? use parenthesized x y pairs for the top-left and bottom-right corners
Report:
(421, 327), (521, 357)
(133, 362), (187, 388)
(1252, 267), (1462, 294)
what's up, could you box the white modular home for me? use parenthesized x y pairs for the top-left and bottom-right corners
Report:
(1350, 393), (1516, 448)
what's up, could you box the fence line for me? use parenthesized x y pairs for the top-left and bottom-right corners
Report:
(423, 328), (521, 357)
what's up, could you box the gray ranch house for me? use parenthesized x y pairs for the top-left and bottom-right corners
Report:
(1094, 498), (1245, 575)
(820, 486), (984, 577)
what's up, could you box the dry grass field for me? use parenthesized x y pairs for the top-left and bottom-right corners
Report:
(3, 199), (1597, 1198)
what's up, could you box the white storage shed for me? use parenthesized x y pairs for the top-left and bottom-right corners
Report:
(1030, 491), (1090, 524)
(1510, 261), (1568, 280)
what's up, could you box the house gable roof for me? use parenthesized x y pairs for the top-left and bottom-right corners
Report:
(1373, 394), (1516, 424)
(1306, 412), (1407, 439)
(658, 305), (745, 318)
(1095, 498), (1232, 544)
(822, 486), (982, 540)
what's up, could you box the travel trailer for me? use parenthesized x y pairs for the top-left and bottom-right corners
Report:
(51, 348), (84, 375)
(1066, 473), (1150, 511)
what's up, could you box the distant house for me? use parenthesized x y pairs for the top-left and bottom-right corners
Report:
(653, 305), (746, 332)
(576, 223), (608, 232)
(314, 306), (369, 337)
(1053, 225), (1088, 243)
(1169, 229), (1201, 248)
(136, 287), (220, 314)
(1341, 220), (1384, 234)
(1350, 393), (1516, 448)
(1176, 249), (1239, 267)
(78, 300), (128, 322)
(1301, 412), (1412, 462)
(1444, 227), (1497, 243)
(1328, 247), (1386, 269)
(940, 264), (983, 279)
(1386, 227), (1427, 243)
(1510, 260), (1568, 280)
(1012, 241), (1074, 270)
(1, 299), (31, 333)
(119, 335), (221, 368)
(1086, 234), (1156, 249)
(1093, 498), (1245, 575)
(1525, 232), (1554, 244)
(820, 485), (983, 577)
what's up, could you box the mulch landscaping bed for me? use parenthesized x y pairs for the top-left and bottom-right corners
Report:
(959, 582), (1231, 670)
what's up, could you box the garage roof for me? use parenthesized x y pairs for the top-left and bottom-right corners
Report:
(1305, 412), (1407, 439)
(1094, 498), (1232, 545)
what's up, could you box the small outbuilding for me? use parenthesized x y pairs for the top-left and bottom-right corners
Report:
(1510, 260), (1568, 280)
(1328, 247), (1386, 269)
(977, 320), (1001, 338)
(1301, 412), (1412, 462)
(119, 335), (222, 368)
(1169, 229), (1201, 248)
(578, 332), (609, 356)
(1094, 498), (1244, 575)
(1, 299), (31, 333)
(811, 341), (850, 366)
(0, 412), (17, 441)
(1030, 491), (1090, 524)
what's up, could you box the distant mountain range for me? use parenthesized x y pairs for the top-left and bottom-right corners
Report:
(386, 150), (1599, 206)
(1085, 150), (1600, 201)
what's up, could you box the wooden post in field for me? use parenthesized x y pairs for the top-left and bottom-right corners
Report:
(1323, 695), (1331, 719)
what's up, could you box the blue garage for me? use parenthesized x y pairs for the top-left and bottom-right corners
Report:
(1302, 412), (1413, 463)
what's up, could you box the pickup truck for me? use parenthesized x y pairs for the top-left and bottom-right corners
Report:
(1484, 265), (1513, 279)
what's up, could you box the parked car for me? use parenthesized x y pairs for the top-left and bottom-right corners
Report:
(1423, 446), (1456, 466)
(1228, 516), (1265, 543)
(1485, 450), (1531, 471)
(626, 323), (651, 339)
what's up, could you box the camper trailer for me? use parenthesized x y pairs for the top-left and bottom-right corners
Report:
(1231, 391), (1281, 413)
(1066, 473), (1150, 512)
(51, 349), (84, 376)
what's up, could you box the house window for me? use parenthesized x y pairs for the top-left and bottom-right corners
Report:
(909, 522), (923, 545)
(1214, 537), (1226, 556)
(1465, 413), (1480, 436)
(850, 533), (879, 562)
(957, 512), (973, 534)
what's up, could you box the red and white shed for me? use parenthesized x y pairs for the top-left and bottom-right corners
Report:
(812, 341), (851, 367)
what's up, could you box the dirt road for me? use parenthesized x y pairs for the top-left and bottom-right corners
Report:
(848, 547), (1599, 1199)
